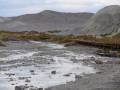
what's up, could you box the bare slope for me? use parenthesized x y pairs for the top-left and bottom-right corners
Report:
(0, 10), (93, 34)
(82, 5), (120, 35)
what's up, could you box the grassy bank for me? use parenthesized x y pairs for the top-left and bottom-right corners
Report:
(1, 30), (120, 57)
(0, 30), (74, 43)
(0, 30), (120, 49)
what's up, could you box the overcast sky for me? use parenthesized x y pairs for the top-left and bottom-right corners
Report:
(0, 0), (120, 17)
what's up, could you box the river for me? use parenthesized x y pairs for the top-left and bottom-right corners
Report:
(0, 41), (113, 90)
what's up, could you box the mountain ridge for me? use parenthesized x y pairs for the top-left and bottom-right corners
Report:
(1, 5), (120, 36)
(0, 10), (93, 34)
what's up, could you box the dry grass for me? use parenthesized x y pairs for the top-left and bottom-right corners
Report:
(0, 30), (120, 47)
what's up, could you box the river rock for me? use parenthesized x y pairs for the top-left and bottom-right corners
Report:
(30, 70), (36, 75)
(5, 73), (15, 77)
(39, 88), (44, 90)
(25, 79), (31, 82)
(19, 77), (31, 80)
(51, 71), (56, 74)
(64, 73), (71, 77)
(9, 78), (14, 82)
(45, 88), (52, 90)
(90, 57), (96, 61)
(75, 75), (82, 80)
(15, 85), (28, 90)
(30, 70), (34, 73)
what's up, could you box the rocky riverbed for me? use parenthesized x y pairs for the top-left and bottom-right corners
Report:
(0, 41), (119, 90)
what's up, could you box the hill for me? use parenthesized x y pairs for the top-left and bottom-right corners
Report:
(82, 5), (120, 35)
(0, 10), (93, 34)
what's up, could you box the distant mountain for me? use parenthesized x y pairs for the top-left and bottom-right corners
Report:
(0, 17), (11, 23)
(81, 5), (120, 35)
(0, 10), (93, 34)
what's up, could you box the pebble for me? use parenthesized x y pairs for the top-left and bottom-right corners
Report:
(25, 79), (31, 83)
(51, 71), (56, 74)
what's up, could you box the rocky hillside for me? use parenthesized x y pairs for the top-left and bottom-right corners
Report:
(0, 10), (93, 34)
(81, 5), (120, 35)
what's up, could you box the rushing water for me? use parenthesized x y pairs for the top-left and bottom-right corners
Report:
(0, 41), (100, 90)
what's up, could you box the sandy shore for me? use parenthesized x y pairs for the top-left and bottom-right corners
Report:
(47, 63), (120, 90)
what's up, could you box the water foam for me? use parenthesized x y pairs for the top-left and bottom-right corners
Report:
(64, 51), (96, 60)
(30, 41), (65, 49)
(0, 50), (38, 61)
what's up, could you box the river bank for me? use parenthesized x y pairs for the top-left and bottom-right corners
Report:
(0, 30), (120, 49)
